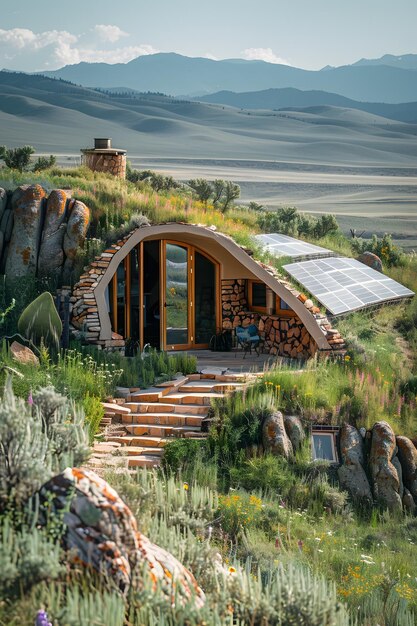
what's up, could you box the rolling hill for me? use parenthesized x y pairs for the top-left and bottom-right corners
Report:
(196, 88), (417, 123)
(0, 72), (416, 167)
(39, 52), (417, 104)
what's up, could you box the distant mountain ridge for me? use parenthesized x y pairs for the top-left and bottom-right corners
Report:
(196, 88), (417, 123)
(39, 52), (417, 104)
(352, 53), (417, 71)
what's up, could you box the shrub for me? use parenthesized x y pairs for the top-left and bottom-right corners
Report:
(351, 233), (405, 267)
(0, 145), (35, 172)
(0, 381), (88, 508)
(32, 155), (56, 172)
(82, 394), (104, 444)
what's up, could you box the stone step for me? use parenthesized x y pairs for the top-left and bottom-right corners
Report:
(123, 446), (165, 456)
(107, 435), (169, 447)
(125, 423), (200, 437)
(121, 413), (205, 427)
(163, 392), (223, 405)
(129, 389), (162, 403)
(128, 455), (162, 468)
(178, 382), (246, 394)
(124, 402), (209, 415)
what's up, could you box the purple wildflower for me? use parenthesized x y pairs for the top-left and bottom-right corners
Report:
(28, 391), (33, 406)
(35, 610), (52, 626)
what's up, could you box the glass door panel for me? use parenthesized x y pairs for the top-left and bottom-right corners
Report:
(194, 251), (216, 345)
(165, 243), (189, 347)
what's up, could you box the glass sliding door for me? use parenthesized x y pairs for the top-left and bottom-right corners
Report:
(194, 251), (217, 345)
(164, 243), (189, 348)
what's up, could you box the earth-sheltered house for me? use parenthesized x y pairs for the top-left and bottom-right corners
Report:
(70, 222), (347, 358)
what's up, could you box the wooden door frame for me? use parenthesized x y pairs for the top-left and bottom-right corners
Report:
(159, 240), (220, 352)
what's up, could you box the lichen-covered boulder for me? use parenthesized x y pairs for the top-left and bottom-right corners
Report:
(5, 184), (46, 277)
(63, 199), (90, 278)
(263, 411), (293, 459)
(392, 455), (404, 499)
(370, 421), (402, 512)
(283, 415), (305, 451)
(38, 189), (68, 276)
(357, 251), (383, 273)
(10, 340), (39, 366)
(338, 423), (372, 505)
(396, 435), (417, 502)
(37, 468), (205, 607)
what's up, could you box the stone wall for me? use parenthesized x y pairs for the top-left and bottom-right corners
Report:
(83, 152), (127, 179)
(221, 278), (344, 359)
(0, 185), (90, 281)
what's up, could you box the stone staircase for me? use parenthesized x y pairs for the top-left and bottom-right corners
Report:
(90, 372), (254, 471)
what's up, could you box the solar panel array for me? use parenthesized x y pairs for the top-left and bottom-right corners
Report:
(255, 233), (335, 260)
(283, 257), (414, 315)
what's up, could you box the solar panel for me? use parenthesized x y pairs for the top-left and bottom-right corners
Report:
(283, 257), (414, 315)
(254, 234), (335, 260)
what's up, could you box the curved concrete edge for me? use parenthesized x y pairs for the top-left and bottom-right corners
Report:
(88, 224), (331, 351)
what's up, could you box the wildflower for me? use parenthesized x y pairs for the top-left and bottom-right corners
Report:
(228, 566), (237, 574)
(183, 482), (189, 491)
(344, 355), (351, 362)
(28, 391), (33, 406)
(36, 610), (52, 626)
(297, 539), (303, 551)
(275, 537), (281, 550)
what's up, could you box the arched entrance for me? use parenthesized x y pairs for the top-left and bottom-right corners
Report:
(107, 239), (220, 350)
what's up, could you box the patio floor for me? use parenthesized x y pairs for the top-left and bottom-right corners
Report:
(176, 349), (283, 374)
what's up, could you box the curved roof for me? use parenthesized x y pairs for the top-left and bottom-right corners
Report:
(91, 223), (332, 350)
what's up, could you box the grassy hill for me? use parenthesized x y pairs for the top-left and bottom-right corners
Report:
(1, 72), (417, 168)
(197, 87), (417, 123)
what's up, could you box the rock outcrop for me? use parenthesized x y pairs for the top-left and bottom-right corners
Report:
(9, 340), (39, 366)
(396, 436), (417, 501)
(5, 185), (46, 278)
(369, 421), (402, 512)
(283, 415), (305, 451)
(0, 186), (90, 281)
(63, 199), (90, 279)
(338, 423), (372, 505)
(38, 468), (205, 607)
(37, 189), (68, 276)
(263, 411), (293, 459)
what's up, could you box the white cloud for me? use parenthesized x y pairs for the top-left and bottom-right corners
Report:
(0, 26), (158, 70)
(93, 24), (128, 43)
(242, 47), (290, 65)
(0, 27), (77, 51)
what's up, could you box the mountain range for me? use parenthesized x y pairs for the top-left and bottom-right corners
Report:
(39, 52), (417, 104)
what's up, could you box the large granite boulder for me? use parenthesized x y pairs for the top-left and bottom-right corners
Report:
(38, 468), (205, 607)
(396, 435), (417, 501)
(63, 199), (90, 278)
(38, 189), (68, 276)
(263, 410), (293, 459)
(338, 423), (372, 505)
(370, 421), (402, 512)
(357, 251), (383, 273)
(283, 414), (305, 451)
(5, 184), (46, 278)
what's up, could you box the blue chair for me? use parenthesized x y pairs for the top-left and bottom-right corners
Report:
(235, 324), (261, 358)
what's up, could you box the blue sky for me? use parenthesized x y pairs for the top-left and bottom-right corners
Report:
(1, 0), (416, 71)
